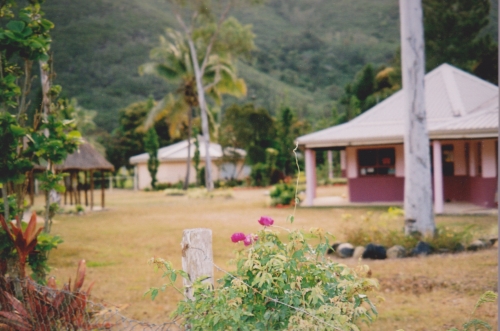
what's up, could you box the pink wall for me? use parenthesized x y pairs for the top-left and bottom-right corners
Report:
(395, 144), (404, 177)
(481, 140), (496, 178)
(452, 141), (466, 175)
(345, 139), (497, 207)
(349, 177), (404, 202)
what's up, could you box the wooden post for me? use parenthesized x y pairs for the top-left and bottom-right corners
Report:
(69, 172), (74, 205)
(90, 170), (94, 211)
(181, 228), (214, 300)
(101, 171), (105, 209)
(77, 171), (81, 205)
(84, 171), (88, 206)
(399, 0), (434, 235)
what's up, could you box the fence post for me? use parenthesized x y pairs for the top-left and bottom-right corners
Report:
(181, 228), (214, 300)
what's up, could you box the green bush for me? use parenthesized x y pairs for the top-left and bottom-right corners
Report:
(250, 163), (269, 187)
(148, 219), (378, 330)
(270, 182), (300, 206)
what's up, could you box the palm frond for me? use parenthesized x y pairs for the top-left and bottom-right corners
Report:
(144, 97), (168, 129)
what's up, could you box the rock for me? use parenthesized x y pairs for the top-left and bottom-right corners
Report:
(327, 242), (341, 255)
(452, 243), (465, 253)
(411, 241), (433, 256)
(336, 243), (354, 258)
(387, 245), (406, 259)
(362, 243), (387, 260)
(467, 239), (486, 251)
(353, 246), (365, 259)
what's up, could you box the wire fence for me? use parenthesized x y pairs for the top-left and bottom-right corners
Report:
(0, 277), (182, 331)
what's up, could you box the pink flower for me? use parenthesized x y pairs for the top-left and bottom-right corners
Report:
(243, 234), (258, 246)
(258, 216), (274, 227)
(231, 232), (246, 243)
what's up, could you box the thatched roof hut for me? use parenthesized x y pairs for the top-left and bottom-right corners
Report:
(58, 142), (114, 172)
(31, 142), (114, 210)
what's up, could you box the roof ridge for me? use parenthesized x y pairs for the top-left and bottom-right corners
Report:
(441, 64), (466, 117)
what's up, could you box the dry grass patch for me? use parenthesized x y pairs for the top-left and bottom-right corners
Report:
(31, 186), (497, 330)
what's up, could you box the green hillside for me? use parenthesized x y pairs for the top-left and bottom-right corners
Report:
(43, 0), (498, 132)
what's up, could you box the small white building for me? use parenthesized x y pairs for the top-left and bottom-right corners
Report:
(297, 64), (498, 211)
(130, 138), (250, 190)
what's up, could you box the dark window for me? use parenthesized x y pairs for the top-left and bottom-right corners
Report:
(358, 148), (395, 176)
(442, 144), (454, 176)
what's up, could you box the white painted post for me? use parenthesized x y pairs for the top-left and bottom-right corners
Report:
(399, 0), (435, 235)
(181, 228), (214, 300)
(109, 176), (113, 192)
(305, 149), (316, 206)
(327, 150), (334, 180)
(432, 141), (444, 214)
(469, 142), (477, 177)
(340, 150), (347, 177)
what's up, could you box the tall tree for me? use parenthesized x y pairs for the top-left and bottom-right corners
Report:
(399, 0), (434, 235)
(219, 103), (275, 165)
(144, 127), (160, 189)
(140, 28), (247, 189)
(103, 100), (172, 172)
(275, 106), (309, 176)
(168, 0), (257, 190)
(424, 0), (498, 83)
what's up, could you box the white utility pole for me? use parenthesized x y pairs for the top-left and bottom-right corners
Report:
(399, 0), (435, 235)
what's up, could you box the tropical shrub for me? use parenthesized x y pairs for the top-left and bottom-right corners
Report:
(269, 181), (302, 206)
(149, 216), (378, 330)
(0, 260), (104, 331)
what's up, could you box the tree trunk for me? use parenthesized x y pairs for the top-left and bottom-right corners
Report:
(399, 0), (435, 235)
(187, 39), (214, 191)
(2, 185), (8, 222)
(184, 107), (193, 190)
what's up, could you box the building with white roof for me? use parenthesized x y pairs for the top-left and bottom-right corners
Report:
(297, 64), (498, 211)
(130, 137), (249, 189)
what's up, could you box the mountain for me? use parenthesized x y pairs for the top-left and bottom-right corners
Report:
(43, 0), (498, 132)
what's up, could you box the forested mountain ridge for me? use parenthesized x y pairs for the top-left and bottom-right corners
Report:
(43, 0), (499, 132)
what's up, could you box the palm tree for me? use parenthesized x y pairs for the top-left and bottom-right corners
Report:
(139, 29), (246, 190)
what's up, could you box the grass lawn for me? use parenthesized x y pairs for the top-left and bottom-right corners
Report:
(38, 185), (498, 330)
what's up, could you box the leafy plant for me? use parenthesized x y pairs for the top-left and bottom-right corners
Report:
(0, 260), (107, 331)
(148, 217), (378, 330)
(270, 181), (302, 206)
(0, 212), (43, 279)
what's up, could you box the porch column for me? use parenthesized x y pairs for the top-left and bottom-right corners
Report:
(305, 148), (316, 206)
(340, 150), (346, 177)
(432, 140), (444, 214)
(327, 150), (333, 180)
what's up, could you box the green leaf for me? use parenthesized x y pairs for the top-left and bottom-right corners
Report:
(67, 130), (81, 139)
(170, 272), (177, 282)
(6, 20), (25, 33)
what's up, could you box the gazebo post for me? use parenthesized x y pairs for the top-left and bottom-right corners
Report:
(84, 171), (88, 206)
(64, 175), (67, 205)
(69, 172), (74, 205)
(90, 170), (94, 211)
(76, 171), (80, 205)
(101, 171), (105, 209)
